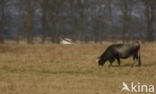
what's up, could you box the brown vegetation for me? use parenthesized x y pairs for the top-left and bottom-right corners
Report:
(0, 43), (155, 94)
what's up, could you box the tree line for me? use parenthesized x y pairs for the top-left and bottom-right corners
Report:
(0, 0), (156, 44)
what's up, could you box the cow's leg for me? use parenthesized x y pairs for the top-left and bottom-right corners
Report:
(109, 58), (115, 67)
(138, 55), (141, 66)
(132, 55), (136, 67)
(109, 62), (113, 67)
(117, 57), (120, 66)
(135, 53), (141, 66)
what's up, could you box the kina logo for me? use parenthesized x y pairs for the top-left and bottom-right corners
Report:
(121, 82), (154, 93)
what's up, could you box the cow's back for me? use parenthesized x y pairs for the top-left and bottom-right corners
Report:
(112, 42), (140, 58)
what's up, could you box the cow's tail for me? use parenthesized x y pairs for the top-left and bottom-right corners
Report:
(138, 44), (141, 66)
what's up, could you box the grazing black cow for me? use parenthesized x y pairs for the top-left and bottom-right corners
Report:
(98, 41), (141, 67)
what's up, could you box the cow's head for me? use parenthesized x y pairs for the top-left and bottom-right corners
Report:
(98, 58), (106, 66)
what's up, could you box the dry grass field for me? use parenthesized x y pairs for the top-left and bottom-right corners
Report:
(0, 42), (156, 94)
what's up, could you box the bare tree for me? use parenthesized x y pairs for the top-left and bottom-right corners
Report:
(0, 0), (155, 43)
(68, 0), (77, 40)
(143, 0), (155, 41)
(26, 0), (34, 44)
(41, 0), (48, 44)
(0, 0), (6, 43)
(93, 0), (105, 43)
(77, 0), (84, 42)
(48, 0), (63, 43)
(108, 0), (115, 41)
(120, 0), (132, 42)
(151, 1), (156, 41)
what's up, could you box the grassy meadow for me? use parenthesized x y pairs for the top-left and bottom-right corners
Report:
(0, 42), (156, 94)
